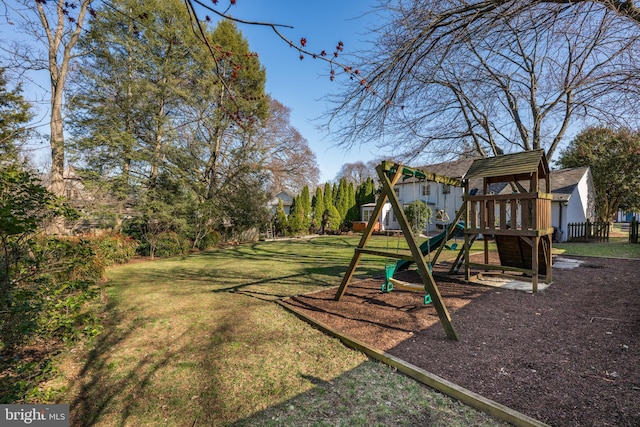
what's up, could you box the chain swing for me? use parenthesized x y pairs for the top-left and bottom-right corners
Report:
(382, 230), (400, 293)
(422, 184), (433, 304)
(435, 182), (451, 223)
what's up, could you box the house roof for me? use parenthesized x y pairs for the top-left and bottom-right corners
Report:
(463, 149), (550, 184)
(269, 191), (294, 207)
(400, 154), (588, 201)
(547, 167), (589, 202)
(420, 157), (477, 180)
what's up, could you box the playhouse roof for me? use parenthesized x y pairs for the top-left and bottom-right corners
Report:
(463, 149), (549, 184)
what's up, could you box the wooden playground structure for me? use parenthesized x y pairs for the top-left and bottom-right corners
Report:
(462, 149), (553, 292)
(334, 150), (554, 340)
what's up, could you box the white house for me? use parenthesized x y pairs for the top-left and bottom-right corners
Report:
(360, 159), (595, 242)
(548, 167), (596, 242)
(361, 158), (472, 234)
(616, 210), (640, 222)
(269, 191), (294, 215)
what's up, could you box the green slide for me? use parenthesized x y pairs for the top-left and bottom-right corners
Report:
(395, 222), (464, 272)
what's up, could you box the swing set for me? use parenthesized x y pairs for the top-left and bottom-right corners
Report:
(335, 152), (554, 341)
(334, 161), (464, 341)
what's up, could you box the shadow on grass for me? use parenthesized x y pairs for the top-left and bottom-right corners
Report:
(66, 297), (233, 426)
(67, 297), (185, 426)
(229, 360), (505, 427)
(113, 242), (385, 299)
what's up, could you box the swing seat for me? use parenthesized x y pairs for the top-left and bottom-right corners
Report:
(386, 278), (433, 305)
(382, 264), (396, 293)
(445, 243), (458, 250)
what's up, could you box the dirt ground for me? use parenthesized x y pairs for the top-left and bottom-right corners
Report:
(283, 253), (640, 427)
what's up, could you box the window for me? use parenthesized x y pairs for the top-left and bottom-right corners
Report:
(394, 188), (400, 199)
(442, 184), (451, 195)
(422, 184), (430, 196)
(363, 209), (372, 222)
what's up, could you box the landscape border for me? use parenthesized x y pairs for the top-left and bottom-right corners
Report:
(277, 293), (549, 427)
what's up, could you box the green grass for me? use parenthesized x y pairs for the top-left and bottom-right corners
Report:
(55, 235), (506, 426)
(554, 236), (640, 259)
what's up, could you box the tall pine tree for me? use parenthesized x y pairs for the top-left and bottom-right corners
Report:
(312, 186), (324, 232)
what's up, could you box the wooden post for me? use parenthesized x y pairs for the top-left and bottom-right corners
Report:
(379, 166), (459, 341)
(334, 164), (403, 301)
(532, 236), (539, 293)
(464, 181), (471, 281)
(545, 235), (552, 285)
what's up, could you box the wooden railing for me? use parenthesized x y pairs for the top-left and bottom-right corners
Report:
(466, 193), (553, 236)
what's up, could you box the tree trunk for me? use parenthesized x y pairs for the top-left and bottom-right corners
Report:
(35, 0), (93, 231)
(49, 87), (65, 198)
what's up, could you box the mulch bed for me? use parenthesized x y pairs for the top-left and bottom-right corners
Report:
(283, 254), (640, 427)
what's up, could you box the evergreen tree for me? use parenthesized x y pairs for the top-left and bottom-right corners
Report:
(322, 182), (334, 233)
(557, 126), (640, 221)
(404, 201), (432, 237)
(299, 185), (312, 230)
(345, 181), (359, 224)
(0, 69), (33, 164)
(356, 177), (376, 207)
(69, 2), (270, 242)
(335, 178), (348, 221)
(288, 195), (304, 235)
(353, 177), (377, 224)
(324, 205), (342, 234)
(274, 199), (288, 237)
(69, 0), (200, 191)
(323, 182), (333, 213)
(312, 186), (324, 232)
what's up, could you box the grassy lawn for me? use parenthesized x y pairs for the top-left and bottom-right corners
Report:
(50, 231), (640, 425)
(554, 236), (640, 259)
(54, 235), (506, 426)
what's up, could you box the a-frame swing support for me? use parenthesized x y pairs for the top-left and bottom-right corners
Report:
(334, 161), (460, 341)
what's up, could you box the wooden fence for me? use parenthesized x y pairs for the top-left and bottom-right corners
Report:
(567, 220), (610, 242)
(630, 218), (639, 244)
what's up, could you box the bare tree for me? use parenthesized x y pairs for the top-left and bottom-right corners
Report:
(325, 1), (640, 162)
(259, 97), (320, 194)
(2, 1), (93, 198)
(335, 161), (375, 186)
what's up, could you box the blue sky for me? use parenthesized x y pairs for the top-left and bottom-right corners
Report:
(203, 1), (382, 183)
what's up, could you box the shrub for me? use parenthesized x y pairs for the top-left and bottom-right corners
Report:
(196, 231), (221, 250)
(91, 233), (139, 266)
(404, 201), (432, 237)
(0, 165), (107, 403)
(153, 232), (191, 258)
(132, 231), (191, 258)
(0, 236), (107, 403)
